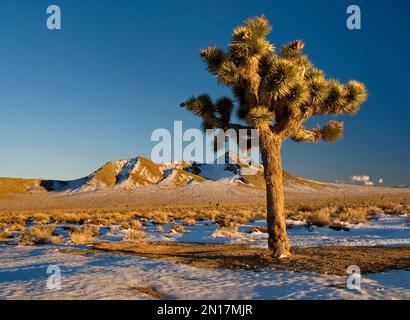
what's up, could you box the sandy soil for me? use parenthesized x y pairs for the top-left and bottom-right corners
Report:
(0, 182), (409, 211)
(90, 242), (410, 275)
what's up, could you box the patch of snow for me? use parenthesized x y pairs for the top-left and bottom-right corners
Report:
(116, 158), (139, 184)
(0, 244), (409, 300)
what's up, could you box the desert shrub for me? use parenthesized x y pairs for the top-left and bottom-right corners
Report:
(19, 224), (59, 246)
(383, 204), (410, 215)
(286, 210), (309, 222)
(366, 206), (383, 216)
(151, 211), (169, 225)
(307, 208), (332, 227)
(50, 235), (64, 244)
(69, 224), (99, 245)
(130, 220), (143, 230)
(70, 232), (93, 245)
(168, 224), (185, 234)
(212, 217), (239, 238)
(337, 207), (368, 224)
(108, 212), (133, 223)
(120, 222), (131, 230)
(55, 212), (85, 224)
(34, 213), (51, 225)
(123, 229), (146, 241)
(208, 210), (219, 221)
(82, 224), (100, 236)
(0, 230), (13, 240)
(215, 218), (238, 230)
(7, 222), (25, 232)
(182, 217), (196, 226)
(233, 210), (253, 224)
(212, 224), (239, 238)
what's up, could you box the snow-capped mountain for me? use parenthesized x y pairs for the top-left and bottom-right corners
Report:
(40, 157), (206, 192)
(0, 152), (327, 195)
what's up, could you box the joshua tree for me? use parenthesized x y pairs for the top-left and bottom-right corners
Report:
(181, 17), (367, 257)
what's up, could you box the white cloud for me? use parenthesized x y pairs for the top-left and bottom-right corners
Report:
(351, 175), (371, 183)
(350, 175), (374, 186)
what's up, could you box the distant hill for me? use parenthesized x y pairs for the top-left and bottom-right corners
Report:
(0, 152), (328, 196)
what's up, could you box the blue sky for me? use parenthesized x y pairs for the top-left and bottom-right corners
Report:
(0, 0), (409, 185)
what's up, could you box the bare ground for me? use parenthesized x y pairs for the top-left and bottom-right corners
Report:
(1, 182), (410, 211)
(86, 242), (410, 276)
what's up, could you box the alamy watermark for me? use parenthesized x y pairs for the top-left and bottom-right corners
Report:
(347, 5), (361, 30)
(346, 265), (361, 291)
(151, 121), (260, 174)
(46, 265), (62, 290)
(47, 5), (61, 30)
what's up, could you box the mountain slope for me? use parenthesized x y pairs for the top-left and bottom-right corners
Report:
(0, 153), (329, 195)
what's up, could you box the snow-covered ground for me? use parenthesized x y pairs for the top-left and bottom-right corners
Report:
(0, 215), (409, 300)
(100, 214), (410, 248)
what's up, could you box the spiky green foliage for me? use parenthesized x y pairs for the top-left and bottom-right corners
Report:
(247, 106), (273, 128)
(181, 16), (367, 143)
(321, 120), (344, 143)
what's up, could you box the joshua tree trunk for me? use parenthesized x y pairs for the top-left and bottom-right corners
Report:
(259, 128), (291, 258)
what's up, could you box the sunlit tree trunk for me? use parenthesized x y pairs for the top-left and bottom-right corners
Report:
(259, 128), (291, 258)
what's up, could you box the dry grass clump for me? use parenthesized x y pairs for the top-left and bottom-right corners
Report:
(82, 224), (100, 236)
(286, 210), (309, 222)
(381, 204), (410, 215)
(33, 213), (51, 225)
(288, 205), (388, 226)
(150, 211), (169, 225)
(168, 224), (185, 234)
(120, 220), (143, 230)
(207, 210), (220, 221)
(123, 229), (146, 241)
(120, 222), (131, 230)
(366, 206), (383, 216)
(231, 209), (256, 224)
(182, 217), (196, 226)
(216, 218), (239, 230)
(307, 208), (332, 227)
(336, 207), (368, 224)
(7, 222), (26, 232)
(52, 212), (88, 224)
(70, 232), (93, 245)
(19, 224), (62, 246)
(0, 230), (13, 239)
(69, 224), (100, 245)
(130, 220), (143, 230)
(213, 218), (239, 238)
